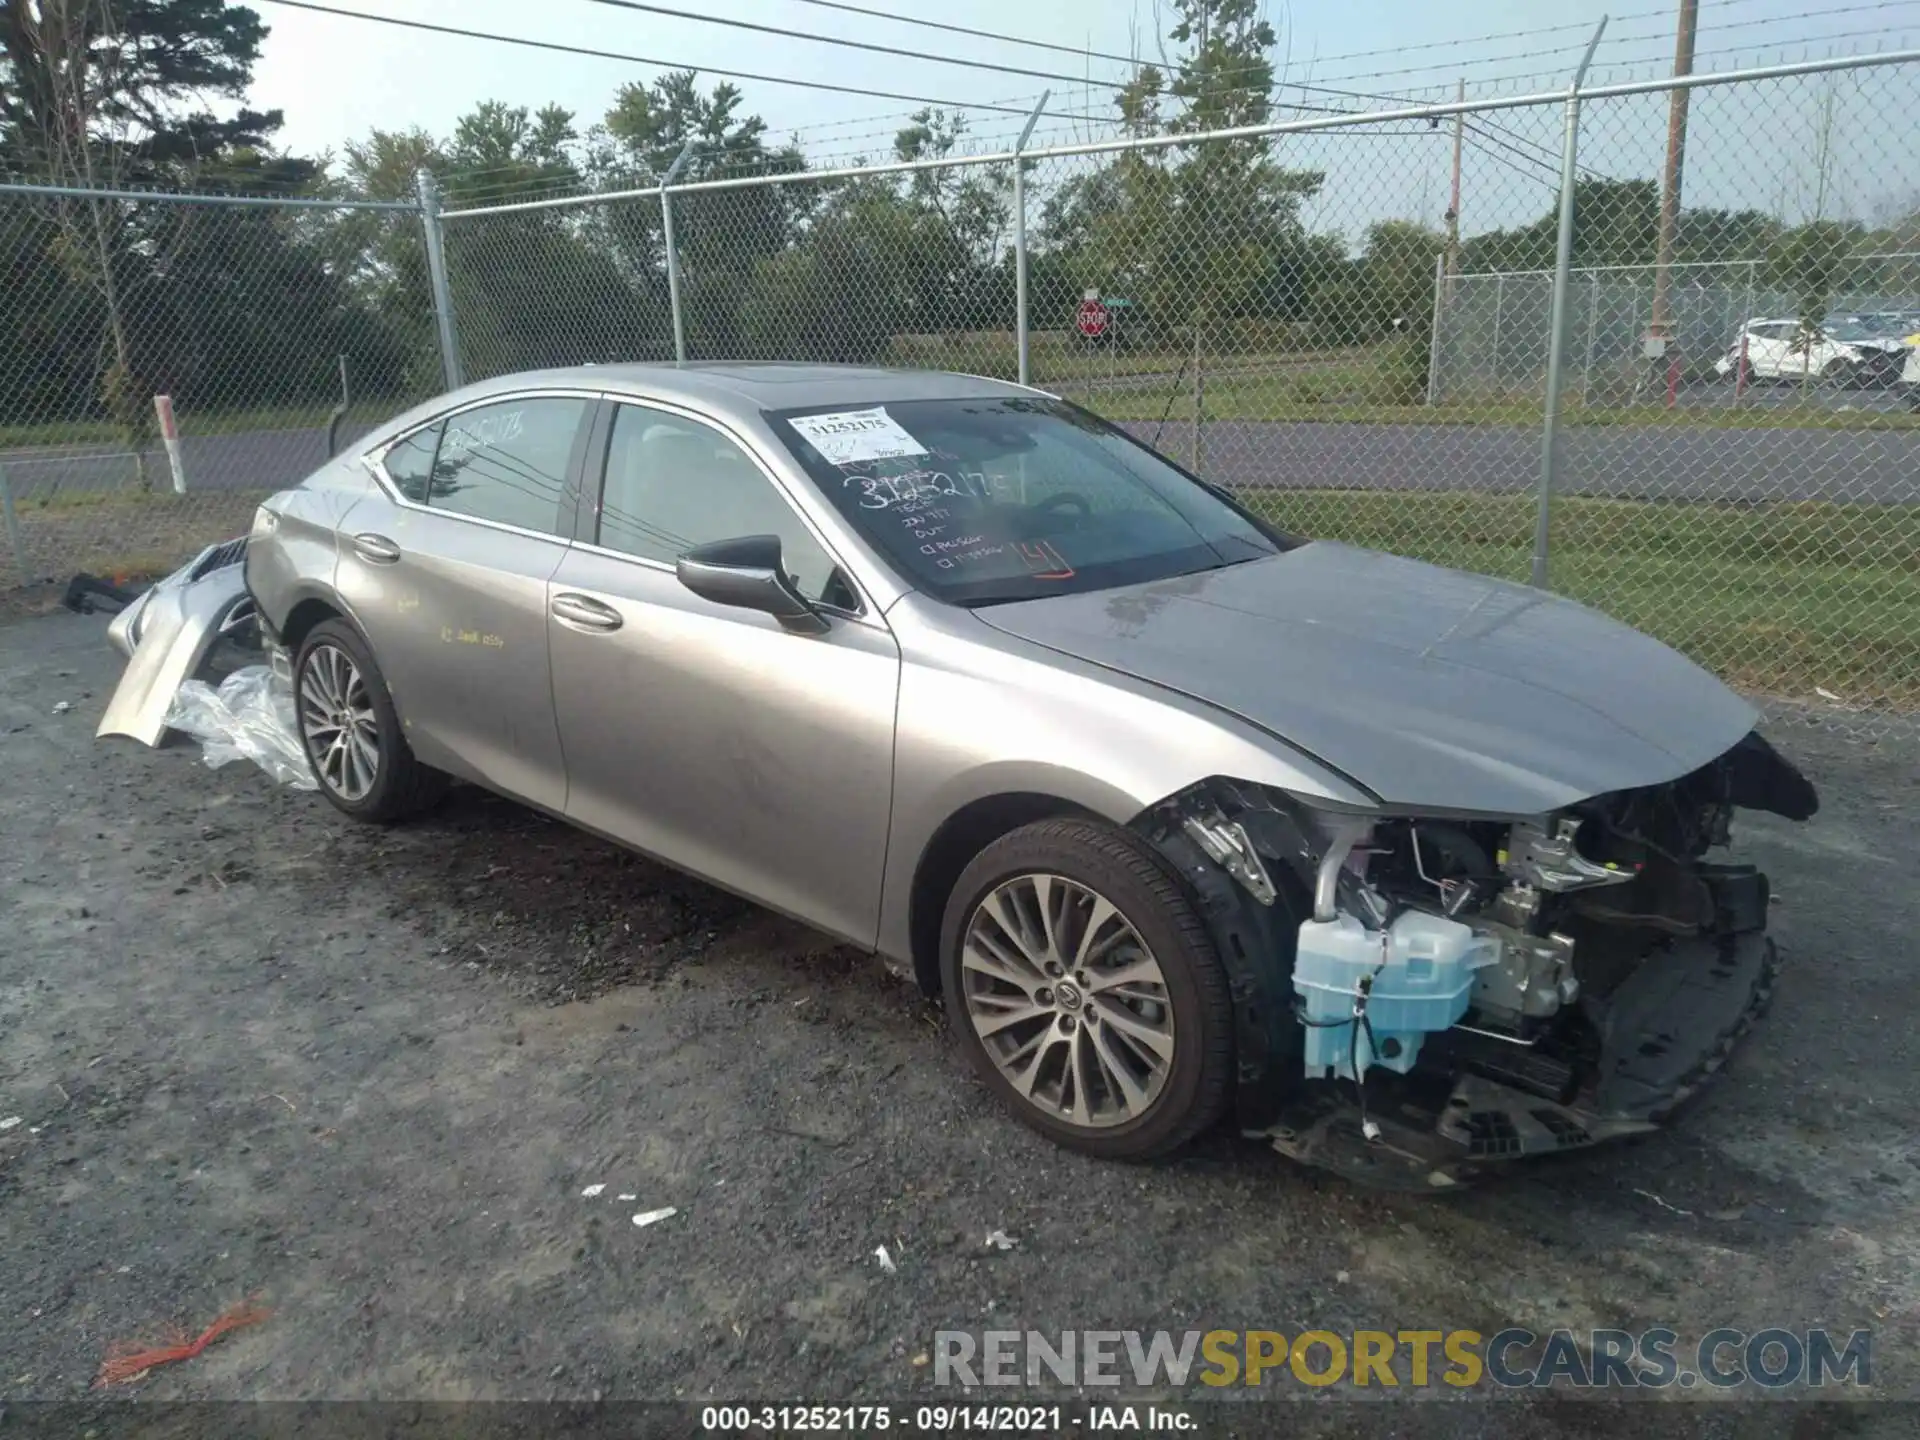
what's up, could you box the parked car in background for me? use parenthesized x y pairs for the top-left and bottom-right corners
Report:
(112, 363), (1819, 1184)
(1715, 316), (1907, 386)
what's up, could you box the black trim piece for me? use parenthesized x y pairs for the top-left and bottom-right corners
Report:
(1141, 822), (1305, 1132)
(565, 397), (611, 545)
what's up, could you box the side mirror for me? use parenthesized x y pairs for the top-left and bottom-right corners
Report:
(675, 534), (829, 635)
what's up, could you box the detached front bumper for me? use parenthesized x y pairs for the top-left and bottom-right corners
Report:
(1260, 926), (1777, 1189)
(96, 538), (255, 747)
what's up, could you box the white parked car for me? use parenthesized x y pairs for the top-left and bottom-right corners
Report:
(1714, 317), (1907, 386)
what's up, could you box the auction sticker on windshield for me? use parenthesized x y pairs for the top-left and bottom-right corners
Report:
(787, 407), (930, 466)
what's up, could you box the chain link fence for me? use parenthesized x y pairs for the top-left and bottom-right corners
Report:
(4, 50), (1917, 736)
(0, 184), (440, 599)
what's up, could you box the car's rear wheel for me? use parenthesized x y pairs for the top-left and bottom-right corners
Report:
(939, 819), (1234, 1160)
(294, 618), (446, 822)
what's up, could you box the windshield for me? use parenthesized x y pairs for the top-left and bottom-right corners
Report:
(768, 396), (1280, 605)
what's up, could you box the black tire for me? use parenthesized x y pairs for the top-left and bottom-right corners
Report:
(294, 618), (447, 822)
(939, 818), (1235, 1161)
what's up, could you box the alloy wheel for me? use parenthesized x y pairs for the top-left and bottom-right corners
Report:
(298, 642), (380, 802)
(959, 872), (1175, 1129)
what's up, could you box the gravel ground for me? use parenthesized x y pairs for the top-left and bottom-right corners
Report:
(2, 609), (1917, 1436)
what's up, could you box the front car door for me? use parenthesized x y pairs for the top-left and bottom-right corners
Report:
(1745, 322), (1792, 377)
(546, 399), (900, 947)
(335, 390), (594, 813)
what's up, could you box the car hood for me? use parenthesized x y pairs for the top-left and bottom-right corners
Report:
(973, 542), (1757, 816)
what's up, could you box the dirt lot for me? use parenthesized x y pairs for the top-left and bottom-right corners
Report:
(2, 609), (1917, 1435)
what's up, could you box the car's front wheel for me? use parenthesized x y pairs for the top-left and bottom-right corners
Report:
(939, 819), (1235, 1160)
(294, 618), (446, 822)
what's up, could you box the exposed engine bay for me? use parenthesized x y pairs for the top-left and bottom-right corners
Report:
(1145, 731), (1818, 1186)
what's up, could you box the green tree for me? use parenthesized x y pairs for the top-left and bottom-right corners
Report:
(0, 0), (334, 449)
(1458, 179), (1662, 274)
(1035, 0), (1323, 350)
(1767, 219), (1860, 385)
(597, 71), (806, 358)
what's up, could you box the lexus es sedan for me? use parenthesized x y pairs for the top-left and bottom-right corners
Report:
(233, 363), (1815, 1184)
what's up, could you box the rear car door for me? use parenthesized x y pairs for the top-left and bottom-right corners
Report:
(336, 391), (594, 813)
(546, 399), (901, 946)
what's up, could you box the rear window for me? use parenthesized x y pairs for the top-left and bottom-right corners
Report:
(767, 397), (1277, 606)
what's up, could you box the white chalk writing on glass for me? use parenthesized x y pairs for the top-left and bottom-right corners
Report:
(843, 469), (991, 511)
(442, 408), (524, 458)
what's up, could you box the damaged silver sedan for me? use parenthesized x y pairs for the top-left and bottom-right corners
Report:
(124, 364), (1817, 1182)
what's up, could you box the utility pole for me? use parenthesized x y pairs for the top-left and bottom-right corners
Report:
(1648, 0), (1699, 406)
(1445, 77), (1464, 288)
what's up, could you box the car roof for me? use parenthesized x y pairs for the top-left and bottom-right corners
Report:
(488, 360), (1031, 416)
(360, 360), (1052, 456)
(350, 362), (1046, 460)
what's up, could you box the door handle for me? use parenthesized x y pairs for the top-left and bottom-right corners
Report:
(352, 532), (402, 565)
(550, 592), (624, 633)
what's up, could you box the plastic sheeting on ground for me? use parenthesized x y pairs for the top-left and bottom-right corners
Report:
(163, 665), (317, 790)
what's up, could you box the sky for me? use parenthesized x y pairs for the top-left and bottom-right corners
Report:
(241, 1), (1920, 240)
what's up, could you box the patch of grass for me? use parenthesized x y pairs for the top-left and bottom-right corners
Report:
(882, 330), (1374, 386)
(10, 489), (270, 591)
(0, 399), (404, 452)
(1076, 372), (1920, 429)
(1233, 489), (1920, 710)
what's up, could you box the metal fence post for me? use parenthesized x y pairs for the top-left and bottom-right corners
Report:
(0, 461), (27, 584)
(1426, 252), (1446, 405)
(1013, 92), (1049, 387)
(661, 141), (697, 364)
(1191, 319), (1204, 472)
(1581, 272), (1599, 404)
(415, 170), (463, 391)
(1530, 19), (1608, 591)
(1490, 275), (1506, 387)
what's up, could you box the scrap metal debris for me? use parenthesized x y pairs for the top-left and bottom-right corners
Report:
(94, 1300), (271, 1387)
(632, 1207), (677, 1228)
(984, 1230), (1018, 1251)
(873, 1245), (897, 1274)
(580, 1184), (606, 1198)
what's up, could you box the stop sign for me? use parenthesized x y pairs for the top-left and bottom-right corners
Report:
(1075, 297), (1110, 339)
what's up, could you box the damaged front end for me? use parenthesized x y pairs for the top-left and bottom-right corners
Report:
(1140, 733), (1817, 1187)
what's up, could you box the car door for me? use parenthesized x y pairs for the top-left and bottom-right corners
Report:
(1745, 323), (1790, 377)
(335, 391), (594, 813)
(546, 398), (901, 947)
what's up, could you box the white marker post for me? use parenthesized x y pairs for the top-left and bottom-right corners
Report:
(153, 394), (187, 495)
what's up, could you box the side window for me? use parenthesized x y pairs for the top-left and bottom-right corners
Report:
(424, 396), (586, 534)
(598, 404), (850, 607)
(380, 422), (441, 504)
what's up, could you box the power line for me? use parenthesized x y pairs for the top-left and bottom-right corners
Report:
(575, 0), (1132, 89)
(1461, 119), (1606, 183)
(1459, 130), (1560, 192)
(783, 0), (1151, 70)
(251, 0), (1072, 120)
